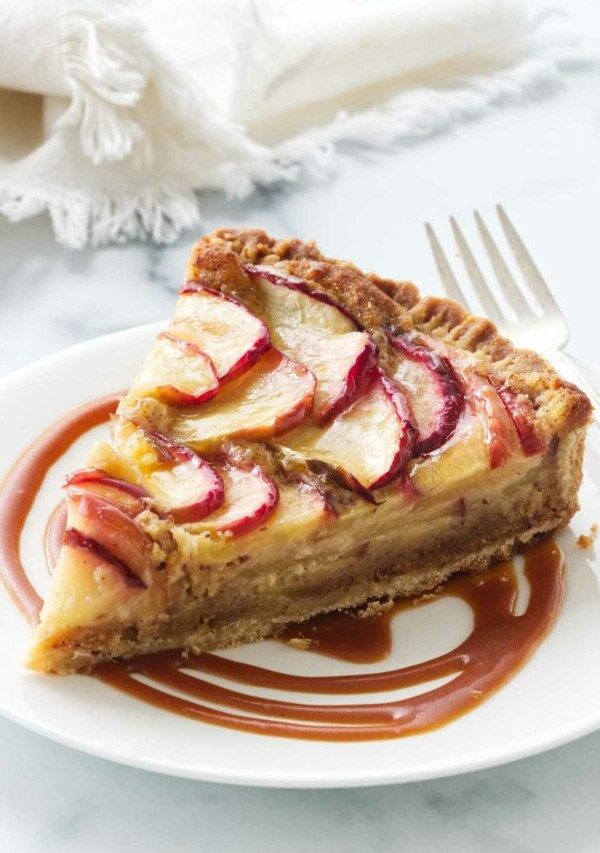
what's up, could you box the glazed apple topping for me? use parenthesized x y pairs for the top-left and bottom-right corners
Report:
(131, 332), (219, 406)
(135, 428), (225, 524)
(193, 457), (279, 535)
(461, 369), (521, 469)
(409, 414), (490, 493)
(314, 335), (378, 422)
(243, 265), (360, 334)
(102, 271), (542, 544)
(66, 491), (151, 585)
(63, 527), (147, 589)
(397, 332), (544, 468)
(245, 265), (377, 422)
(282, 368), (416, 489)
(64, 468), (151, 517)
(286, 480), (338, 526)
(389, 333), (464, 456)
(171, 348), (316, 451)
(171, 284), (270, 383)
(491, 382), (547, 456)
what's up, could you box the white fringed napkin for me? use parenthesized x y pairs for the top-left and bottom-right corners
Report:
(0, 0), (579, 248)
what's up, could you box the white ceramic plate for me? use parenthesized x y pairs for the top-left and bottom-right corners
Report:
(0, 324), (599, 788)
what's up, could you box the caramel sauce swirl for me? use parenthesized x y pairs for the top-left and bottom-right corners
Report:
(0, 393), (122, 625)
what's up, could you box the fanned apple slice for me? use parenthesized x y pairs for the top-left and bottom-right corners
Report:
(409, 414), (490, 494)
(193, 459), (279, 536)
(171, 348), (316, 451)
(170, 284), (270, 383)
(244, 265), (359, 334)
(408, 337), (524, 468)
(389, 334), (464, 456)
(142, 432), (224, 524)
(39, 494), (151, 646)
(282, 369), (416, 489)
(272, 330), (376, 423)
(131, 332), (219, 406)
(66, 491), (151, 584)
(244, 265), (376, 420)
(61, 527), (147, 591)
(34, 513), (149, 661)
(462, 369), (521, 469)
(273, 481), (337, 535)
(64, 468), (151, 517)
(112, 422), (225, 524)
(491, 382), (547, 456)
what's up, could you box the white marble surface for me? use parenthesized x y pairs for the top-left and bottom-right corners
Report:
(2, 1), (600, 849)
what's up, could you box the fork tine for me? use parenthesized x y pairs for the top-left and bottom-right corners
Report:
(474, 211), (533, 320)
(496, 205), (561, 315)
(424, 223), (469, 307)
(450, 217), (504, 322)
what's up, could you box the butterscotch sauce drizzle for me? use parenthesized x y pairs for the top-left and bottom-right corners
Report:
(0, 393), (565, 741)
(0, 393), (122, 624)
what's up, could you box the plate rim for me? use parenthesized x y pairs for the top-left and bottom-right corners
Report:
(3, 688), (600, 788)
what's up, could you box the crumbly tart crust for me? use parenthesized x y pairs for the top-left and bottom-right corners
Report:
(26, 230), (592, 674)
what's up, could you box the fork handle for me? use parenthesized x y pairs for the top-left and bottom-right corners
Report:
(543, 349), (600, 427)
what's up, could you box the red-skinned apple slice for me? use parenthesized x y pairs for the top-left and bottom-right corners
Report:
(194, 459), (279, 535)
(171, 284), (270, 383)
(282, 368), (416, 489)
(243, 264), (360, 333)
(131, 332), (219, 406)
(389, 334), (464, 456)
(171, 348), (316, 451)
(396, 331), (534, 466)
(244, 264), (377, 420)
(64, 468), (151, 517)
(316, 336), (378, 421)
(462, 370), (520, 469)
(265, 480), (337, 540)
(67, 491), (151, 584)
(63, 527), (146, 589)
(409, 412), (490, 494)
(134, 428), (225, 524)
(491, 382), (547, 456)
(279, 332), (377, 423)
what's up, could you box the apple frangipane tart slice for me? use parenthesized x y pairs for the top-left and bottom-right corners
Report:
(27, 230), (591, 673)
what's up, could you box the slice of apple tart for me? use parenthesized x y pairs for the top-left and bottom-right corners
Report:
(27, 229), (592, 673)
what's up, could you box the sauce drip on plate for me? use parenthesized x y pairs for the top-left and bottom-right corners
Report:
(0, 393), (122, 625)
(92, 544), (563, 741)
(0, 393), (565, 741)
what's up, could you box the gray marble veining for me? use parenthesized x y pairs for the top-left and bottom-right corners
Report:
(2, 712), (600, 853)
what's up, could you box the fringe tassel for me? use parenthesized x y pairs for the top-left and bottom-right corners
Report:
(56, 1), (149, 165)
(0, 185), (201, 248)
(273, 26), (585, 181)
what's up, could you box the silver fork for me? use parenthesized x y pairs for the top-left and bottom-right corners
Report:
(425, 205), (600, 425)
